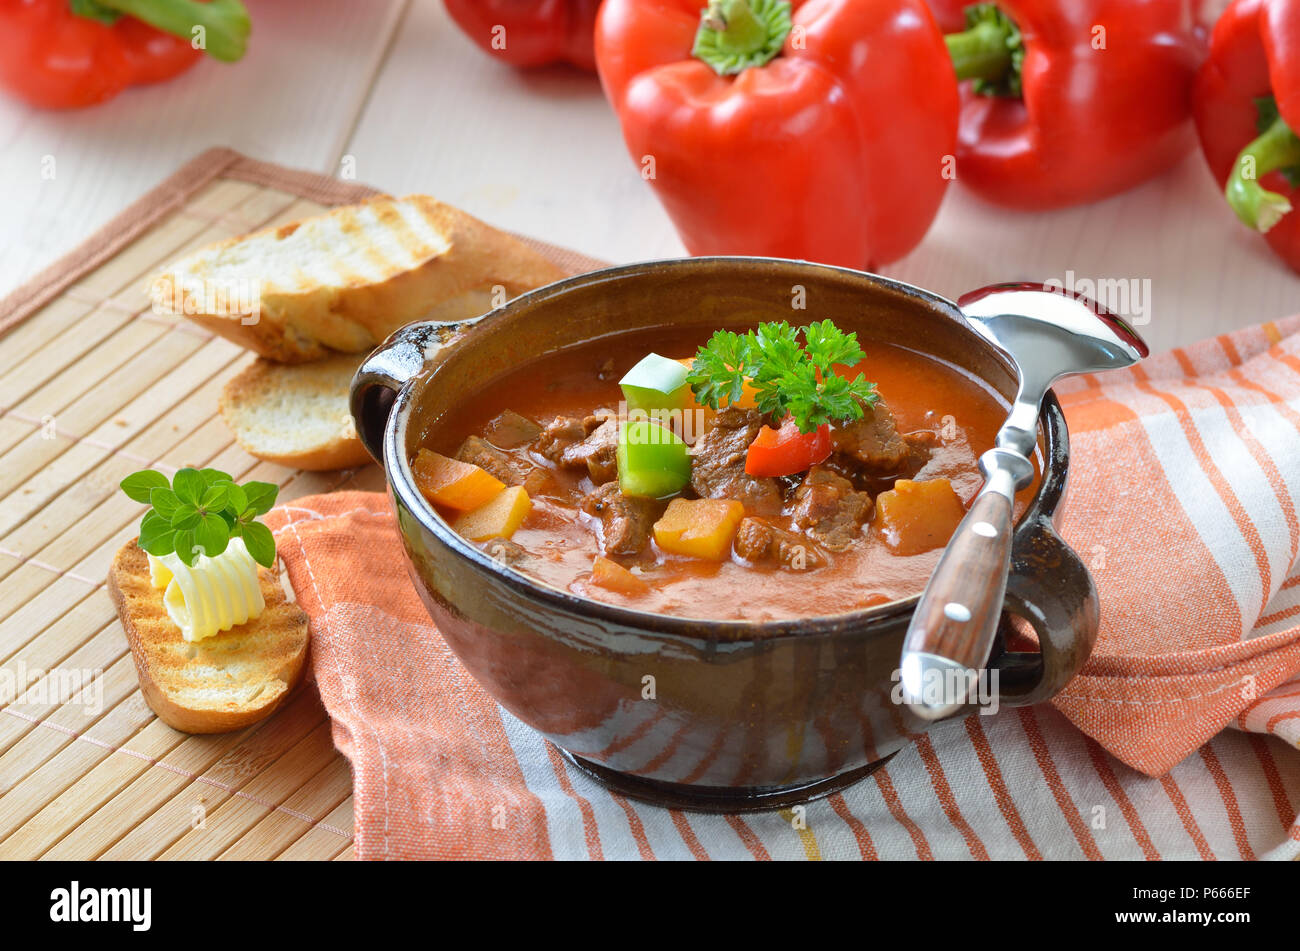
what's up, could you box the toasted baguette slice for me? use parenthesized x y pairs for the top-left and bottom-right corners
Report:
(220, 352), (370, 470)
(108, 539), (310, 734)
(149, 194), (567, 362)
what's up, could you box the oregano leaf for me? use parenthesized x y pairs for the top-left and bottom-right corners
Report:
(241, 521), (276, 568)
(121, 470), (169, 504)
(172, 468), (203, 505)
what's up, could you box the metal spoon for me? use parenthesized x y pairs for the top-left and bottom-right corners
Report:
(899, 283), (1149, 721)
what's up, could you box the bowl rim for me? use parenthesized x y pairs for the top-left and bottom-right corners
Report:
(383, 256), (1069, 641)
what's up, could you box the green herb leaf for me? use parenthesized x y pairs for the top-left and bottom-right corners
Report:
(194, 513), (231, 559)
(241, 521), (277, 568)
(688, 319), (880, 433)
(121, 467), (278, 564)
(170, 503), (201, 531)
(150, 487), (182, 519)
(201, 483), (230, 511)
(224, 482), (247, 515)
(173, 529), (198, 567)
(241, 481), (278, 516)
(199, 467), (234, 486)
(173, 468), (204, 505)
(121, 470), (169, 504)
(803, 319), (866, 372)
(138, 511), (175, 555)
(687, 330), (755, 410)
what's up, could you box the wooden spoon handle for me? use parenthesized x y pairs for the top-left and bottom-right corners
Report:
(900, 448), (1031, 720)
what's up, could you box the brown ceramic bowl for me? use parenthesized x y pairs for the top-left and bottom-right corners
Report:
(350, 257), (1098, 812)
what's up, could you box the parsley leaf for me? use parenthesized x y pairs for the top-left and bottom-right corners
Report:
(687, 329), (757, 411)
(804, 319), (866, 370)
(688, 319), (879, 433)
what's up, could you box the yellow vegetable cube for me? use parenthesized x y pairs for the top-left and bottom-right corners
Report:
(412, 449), (505, 511)
(653, 498), (746, 561)
(453, 485), (532, 541)
(874, 479), (966, 555)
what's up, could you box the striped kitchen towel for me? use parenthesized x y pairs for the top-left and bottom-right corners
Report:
(263, 315), (1300, 860)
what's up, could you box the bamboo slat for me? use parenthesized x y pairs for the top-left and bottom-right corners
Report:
(0, 171), (362, 859)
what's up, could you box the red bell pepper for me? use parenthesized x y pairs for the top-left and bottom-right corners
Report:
(745, 415), (831, 477)
(924, 0), (970, 31)
(443, 0), (600, 71)
(1194, 0), (1300, 274)
(940, 1), (1203, 209)
(594, 0), (959, 270)
(0, 0), (250, 110)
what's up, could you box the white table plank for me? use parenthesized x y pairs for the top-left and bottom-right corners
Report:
(893, 151), (1300, 354)
(0, 0), (406, 295)
(342, 0), (683, 274)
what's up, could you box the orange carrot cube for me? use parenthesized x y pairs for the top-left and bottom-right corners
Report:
(412, 449), (505, 511)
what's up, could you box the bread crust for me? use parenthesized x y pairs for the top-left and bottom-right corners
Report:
(151, 194), (566, 363)
(108, 539), (310, 734)
(219, 354), (372, 471)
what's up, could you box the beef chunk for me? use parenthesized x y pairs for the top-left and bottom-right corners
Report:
(484, 410), (542, 449)
(831, 399), (912, 472)
(791, 466), (873, 551)
(582, 482), (657, 556)
(536, 413), (619, 483)
(563, 416), (619, 483)
(457, 436), (532, 486)
(689, 406), (782, 516)
(535, 416), (588, 463)
(901, 430), (938, 475)
(733, 517), (824, 570)
(522, 467), (554, 497)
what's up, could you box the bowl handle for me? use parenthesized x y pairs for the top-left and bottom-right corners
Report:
(349, 317), (482, 466)
(988, 514), (1100, 707)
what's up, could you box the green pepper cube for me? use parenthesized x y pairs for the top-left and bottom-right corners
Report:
(617, 421), (691, 499)
(620, 353), (692, 413)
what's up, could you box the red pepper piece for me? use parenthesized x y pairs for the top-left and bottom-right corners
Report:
(941, 1), (1203, 209)
(595, 0), (959, 270)
(1194, 0), (1300, 274)
(443, 0), (601, 71)
(0, 0), (250, 110)
(745, 415), (831, 477)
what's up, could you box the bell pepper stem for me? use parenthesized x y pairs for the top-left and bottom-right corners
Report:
(944, 3), (1023, 97)
(945, 18), (1011, 83)
(692, 0), (793, 77)
(1226, 115), (1300, 233)
(94, 0), (251, 62)
(702, 0), (765, 48)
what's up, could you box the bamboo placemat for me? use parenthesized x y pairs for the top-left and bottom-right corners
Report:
(0, 148), (602, 860)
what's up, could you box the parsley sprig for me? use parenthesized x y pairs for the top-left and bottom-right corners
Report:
(687, 319), (879, 432)
(121, 468), (278, 568)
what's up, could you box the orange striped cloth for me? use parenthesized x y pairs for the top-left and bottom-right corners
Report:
(263, 316), (1300, 860)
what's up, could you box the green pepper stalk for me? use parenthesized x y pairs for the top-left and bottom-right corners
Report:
(1225, 112), (1300, 234)
(692, 0), (793, 76)
(72, 0), (251, 62)
(943, 3), (1024, 98)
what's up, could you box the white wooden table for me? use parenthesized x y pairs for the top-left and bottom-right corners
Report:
(0, 0), (1296, 354)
